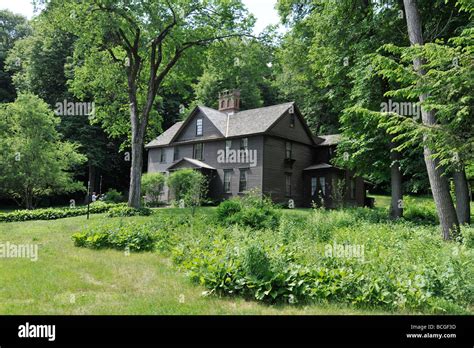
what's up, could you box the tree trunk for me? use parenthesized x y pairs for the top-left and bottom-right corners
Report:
(127, 93), (145, 208)
(403, 0), (460, 240)
(128, 136), (144, 208)
(389, 144), (403, 219)
(453, 167), (471, 225)
(25, 189), (33, 210)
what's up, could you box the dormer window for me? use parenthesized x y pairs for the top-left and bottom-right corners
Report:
(196, 119), (203, 136)
(290, 113), (295, 128)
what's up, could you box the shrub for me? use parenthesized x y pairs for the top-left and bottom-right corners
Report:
(216, 192), (281, 230)
(72, 221), (157, 252)
(243, 245), (271, 280)
(170, 208), (473, 311)
(102, 189), (124, 204)
(0, 202), (119, 222)
(460, 225), (474, 248)
(216, 199), (242, 220)
(142, 173), (165, 206)
(403, 196), (438, 224)
(167, 169), (207, 214)
(107, 205), (153, 217)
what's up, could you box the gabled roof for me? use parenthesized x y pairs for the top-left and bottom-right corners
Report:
(304, 163), (344, 171)
(167, 157), (216, 171)
(146, 102), (314, 149)
(199, 106), (228, 135)
(226, 102), (295, 137)
(145, 121), (183, 148)
(318, 134), (342, 146)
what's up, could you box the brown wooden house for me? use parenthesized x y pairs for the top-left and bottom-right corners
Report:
(145, 90), (366, 208)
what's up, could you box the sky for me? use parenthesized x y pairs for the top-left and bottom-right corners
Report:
(0, 0), (281, 34)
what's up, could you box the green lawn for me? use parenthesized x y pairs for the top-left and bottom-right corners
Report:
(0, 213), (397, 315)
(0, 195), (471, 315)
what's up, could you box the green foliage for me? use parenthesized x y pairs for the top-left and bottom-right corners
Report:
(72, 221), (157, 252)
(216, 199), (242, 220)
(403, 196), (439, 225)
(194, 36), (277, 110)
(167, 169), (207, 213)
(460, 225), (474, 248)
(0, 94), (86, 209)
(0, 9), (31, 102)
(216, 193), (281, 230)
(170, 207), (473, 311)
(102, 189), (124, 204)
(141, 173), (165, 206)
(242, 244), (272, 280)
(0, 201), (119, 222)
(107, 206), (153, 218)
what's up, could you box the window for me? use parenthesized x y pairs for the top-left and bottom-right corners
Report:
(240, 138), (248, 150)
(224, 169), (232, 193)
(193, 143), (203, 160)
(160, 149), (166, 163)
(285, 173), (292, 196)
(196, 119), (203, 136)
(239, 169), (248, 192)
(285, 141), (293, 159)
(173, 147), (179, 161)
(290, 113), (295, 128)
(311, 177), (317, 196)
(319, 176), (326, 196)
(311, 176), (326, 196)
(240, 138), (248, 162)
(350, 178), (356, 199)
(225, 140), (232, 157)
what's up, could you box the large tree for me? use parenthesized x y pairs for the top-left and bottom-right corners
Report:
(0, 94), (85, 209)
(401, 0), (461, 238)
(194, 35), (278, 110)
(5, 17), (128, 200)
(0, 10), (31, 102)
(40, 0), (253, 207)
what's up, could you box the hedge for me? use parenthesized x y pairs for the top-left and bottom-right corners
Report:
(0, 202), (125, 223)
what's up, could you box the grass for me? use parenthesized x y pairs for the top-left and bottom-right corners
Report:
(0, 214), (399, 315)
(0, 195), (471, 315)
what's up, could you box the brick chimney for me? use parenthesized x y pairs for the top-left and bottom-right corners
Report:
(218, 89), (240, 114)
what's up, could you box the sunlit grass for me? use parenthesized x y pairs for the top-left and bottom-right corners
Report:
(0, 194), (471, 315)
(0, 213), (397, 315)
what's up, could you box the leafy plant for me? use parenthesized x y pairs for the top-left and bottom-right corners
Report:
(142, 173), (165, 206)
(0, 201), (120, 222)
(102, 189), (124, 204)
(72, 221), (157, 252)
(167, 169), (208, 215)
(107, 206), (153, 217)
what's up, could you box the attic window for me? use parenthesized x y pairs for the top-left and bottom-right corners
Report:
(196, 119), (203, 136)
(290, 113), (295, 128)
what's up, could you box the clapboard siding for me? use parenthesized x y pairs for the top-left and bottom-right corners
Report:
(262, 135), (315, 206)
(175, 110), (222, 142)
(268, 110), (314, 145)
(148, 135), (264, 202)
